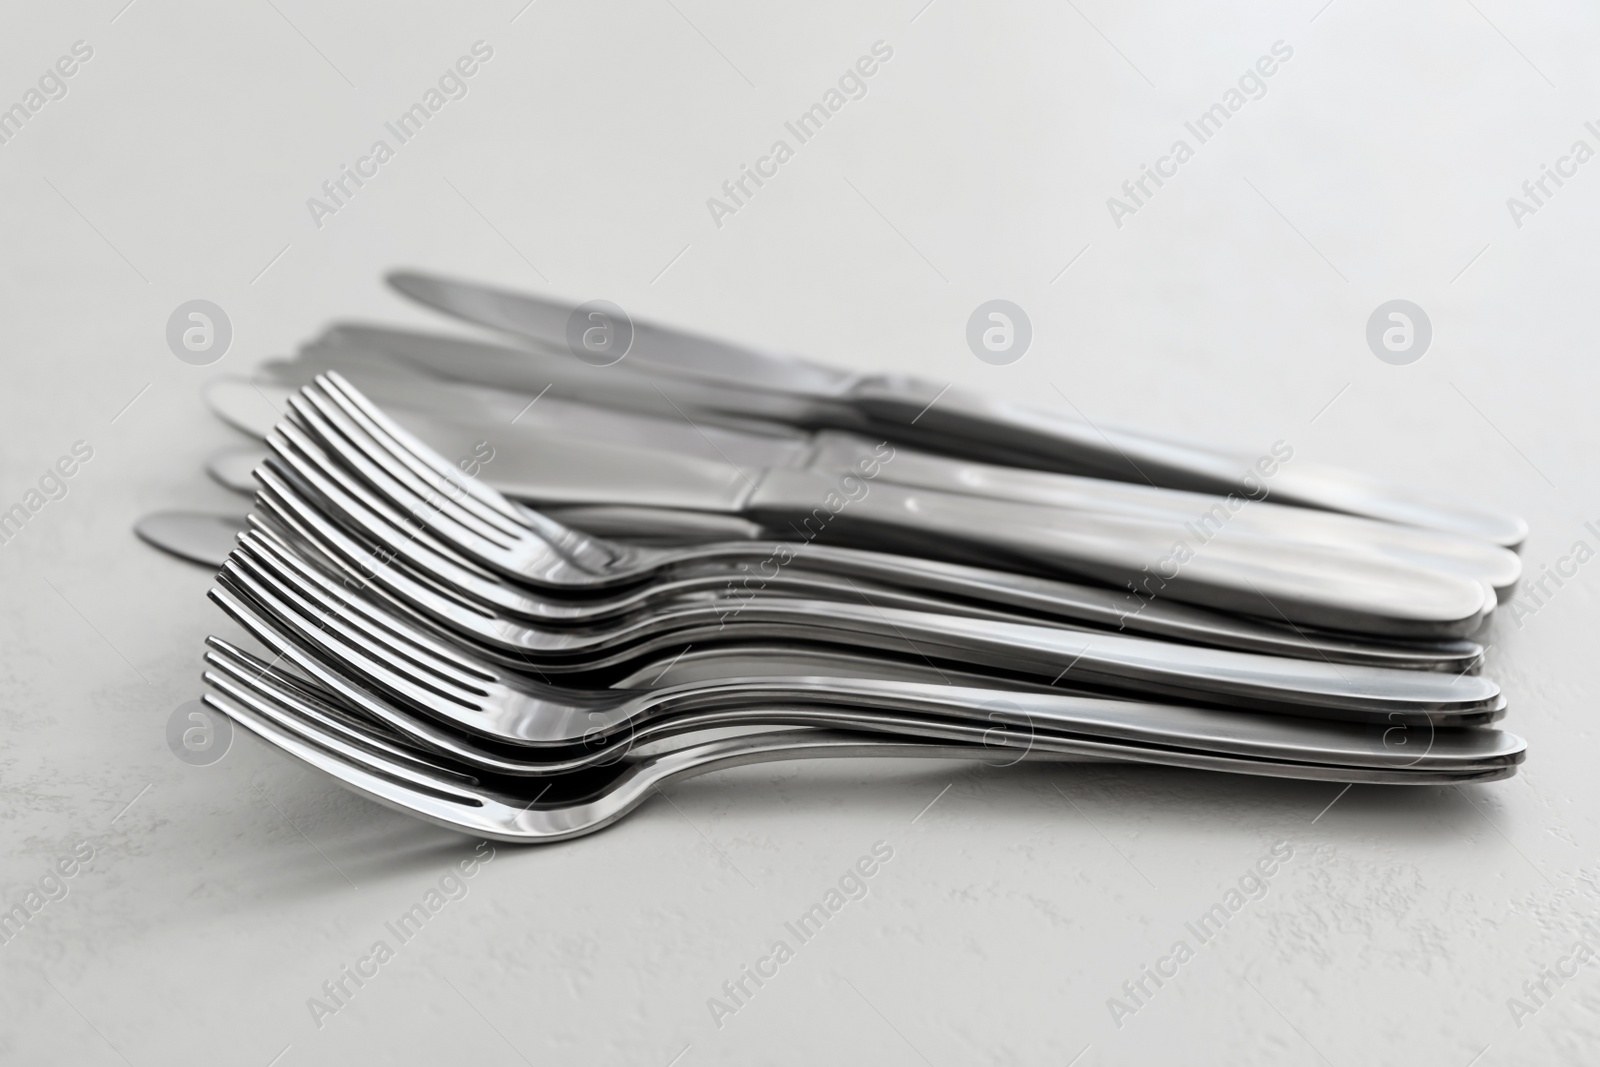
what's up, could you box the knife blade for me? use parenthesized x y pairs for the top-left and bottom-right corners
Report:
(219, 350), (1523, 594)
(389, 268), (856, 396)
(387, 269), (1527, 548)
(262, 386), (1494, 635)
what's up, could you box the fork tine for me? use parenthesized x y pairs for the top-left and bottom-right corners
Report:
(219, 549), (490, 706)
(318, 370), (526, 526)
(216, 550), (486, 710)
(203, 635), (348, 712)
(206, 582), (565, 771)
(249, 479), (581, 659)
(237, 526), (499, 689)
(230, 529), (482, 689)
(265, 423), (516, 586)
(298, 379), (526, 542)
(286, 391), (520, 560)
(206, 636), (659, 778)
(251, 489), (628, 630)
(200, 687), (515, 839)
(251, 459), (550, 620)
(319, 371), (624, 573)
(266, 422), (454, 565)
(203, 641), (435, 764)
(235, 523), (588, 691)
(261, 432), (493, 581)
(291, 384), (521, 550)
(244, 508), (490, 648)
(265, 420), (594, 590)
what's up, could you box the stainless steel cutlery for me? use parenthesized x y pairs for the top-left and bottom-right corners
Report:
(203, 671), (1520, 844)
(385, 270), (1529, 547)
(141, 506), (1488, 672)
(208, 518), (1501, 729)
(206, 366), (1522, 597)
(131, 277), (1528, 841)
(242, 369), (1495, 638)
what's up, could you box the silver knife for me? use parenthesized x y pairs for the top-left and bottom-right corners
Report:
(220, 379), (1495, 635)
(387, 269), (1527, 548)
(211, 357), (1521, 595)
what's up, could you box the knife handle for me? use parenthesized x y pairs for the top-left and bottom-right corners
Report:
(743, 466), (1161, 598)
(804, 429), (1205, 516)
(740, 467), (1488, 638)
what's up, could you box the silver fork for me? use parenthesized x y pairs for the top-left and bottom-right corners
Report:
(283, 371), (1493, 639)
(249, 449), (1482, 673)
(238, 354), (1522, 595)
(243, 428), (1491, 703)
(213, 518), (1504, 725)
(246, 470), (1484, 675)
(201, 639), (1083, 776)
(202, 673), (1523, 844)
(200, 632), (1524, 779)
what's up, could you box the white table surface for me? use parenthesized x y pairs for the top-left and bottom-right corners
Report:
(2, 1), (1598, 1063)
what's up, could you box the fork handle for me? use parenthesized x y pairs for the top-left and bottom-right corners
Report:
(623, 729), (1510, 804)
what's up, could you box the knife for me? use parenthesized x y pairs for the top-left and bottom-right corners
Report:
(386, 269), (1527, 548)
(256, 375), (1495, 636)
(213, 354), (1521, 595)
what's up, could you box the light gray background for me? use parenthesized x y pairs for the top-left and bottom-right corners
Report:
(2, 0), (1597, 1063)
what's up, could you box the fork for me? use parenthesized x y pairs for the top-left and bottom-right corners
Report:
(201, 635), (1524, 779)
(281, 371), (1493, 639)
(237, 355), (1521, 595)
(202, 673), (1523, 843)
(245, 490), (1488, 693)
(202, 639), (1086, 776)
(249, 450), (1483, 673)
(340, 285), (1533, 551)
(206, 521), (1504, 771)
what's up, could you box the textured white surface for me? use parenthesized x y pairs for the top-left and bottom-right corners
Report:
(1, 1), (1597, 1064)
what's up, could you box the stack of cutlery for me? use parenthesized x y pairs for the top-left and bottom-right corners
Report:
(145, 272), (1527, 842)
